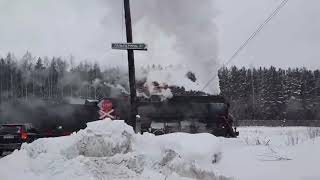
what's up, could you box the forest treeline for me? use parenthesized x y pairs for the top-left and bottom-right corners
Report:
(0, 52), (129, 102)
(1, 52), (320, 120)
(219, 66), (320, 120)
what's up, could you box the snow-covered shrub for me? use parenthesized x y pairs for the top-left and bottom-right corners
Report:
(157, 149), (224, 180)
(285, 134), (300, 146)
(243, 136), (270, 146)
(306, 127), (320, 140)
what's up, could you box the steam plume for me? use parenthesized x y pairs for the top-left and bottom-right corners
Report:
(0, 0), (220, 93)
(131, 0), (220, 93)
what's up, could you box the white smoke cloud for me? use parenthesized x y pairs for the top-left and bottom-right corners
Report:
(0, 0), (220, 93)
(132, 0), (220, 93)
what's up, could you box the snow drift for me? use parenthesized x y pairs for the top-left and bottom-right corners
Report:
(2, 123), (320, 180)
(0, 119), (229, 180)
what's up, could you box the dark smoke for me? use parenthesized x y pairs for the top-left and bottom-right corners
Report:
(0, 97), (98, 132)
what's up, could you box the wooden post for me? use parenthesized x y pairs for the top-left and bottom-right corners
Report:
(123, 0), (137, 131)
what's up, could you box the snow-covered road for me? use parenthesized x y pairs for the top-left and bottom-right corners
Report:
(0, 121), (319, 180)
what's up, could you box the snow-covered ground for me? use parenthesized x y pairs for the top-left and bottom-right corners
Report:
(1, 121), (320, 180)
(216, 127), (320, 180)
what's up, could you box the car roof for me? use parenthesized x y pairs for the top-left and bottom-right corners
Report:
(2, 123), (32, 126)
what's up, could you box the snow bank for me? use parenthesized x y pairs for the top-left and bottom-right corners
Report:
(2, 124), (319, 180)
(0, 119), (228, 180)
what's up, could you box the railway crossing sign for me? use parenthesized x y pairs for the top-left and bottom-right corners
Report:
(112, 43), (148, 51)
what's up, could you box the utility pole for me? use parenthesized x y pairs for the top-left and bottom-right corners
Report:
(112, 0), (147, 132)
(123, 0), (137, 131)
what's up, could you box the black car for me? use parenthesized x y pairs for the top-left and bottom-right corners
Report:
(0, 123), (41, 155)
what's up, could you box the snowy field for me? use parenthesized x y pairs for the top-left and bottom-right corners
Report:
(0, 121), (320, 180)
(216, 126), (320, 180)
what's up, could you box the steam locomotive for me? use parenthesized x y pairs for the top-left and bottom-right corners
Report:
(0, 95), (239, 138)
(100, 95), (238, 137)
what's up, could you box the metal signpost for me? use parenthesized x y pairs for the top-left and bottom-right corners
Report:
(112, 0), (147, 133)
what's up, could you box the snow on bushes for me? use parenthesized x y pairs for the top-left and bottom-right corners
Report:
(239, 127), (320, 147)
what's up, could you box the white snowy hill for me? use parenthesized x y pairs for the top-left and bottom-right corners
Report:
(0, 120), (227, 180)
(0, 120), (320, 180)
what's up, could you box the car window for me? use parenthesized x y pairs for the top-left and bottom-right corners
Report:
(0, 126), (22, 134)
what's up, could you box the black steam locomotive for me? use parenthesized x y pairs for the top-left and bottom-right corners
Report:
(100, 95), (239, 137)
(0, 95), (239, 138)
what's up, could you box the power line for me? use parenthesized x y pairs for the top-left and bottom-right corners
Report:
(201, 0), (290, 92)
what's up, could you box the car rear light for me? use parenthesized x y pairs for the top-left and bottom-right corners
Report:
(21, 132), (28, 140)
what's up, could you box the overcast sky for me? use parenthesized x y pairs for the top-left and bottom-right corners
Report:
(216, 0), (320, 69)
(0, 0), (319, 69)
